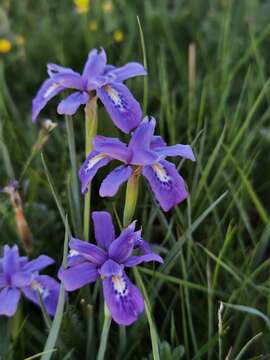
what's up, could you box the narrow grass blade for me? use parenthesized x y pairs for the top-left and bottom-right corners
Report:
(97, 304), (112, 360)
(134, 268), (160, 360)
(65, 115), (82, 237)
(137, 16), (148, 114)
(223, 303), (270, 331)
(41, 216), (69, 360)
(234, 332), (263, 360)
(24, 349), (57, 360)
(41, 153), (70, 235)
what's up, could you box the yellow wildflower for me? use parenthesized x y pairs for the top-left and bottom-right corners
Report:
(0, 38), (11, 53)
(102, 1), (113, 13)
(73, 0), (90, 14)
(113, 30), (124, 43)
(89, 20), (97, 31)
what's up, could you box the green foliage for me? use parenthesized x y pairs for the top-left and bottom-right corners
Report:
(0, 0), (270, 358)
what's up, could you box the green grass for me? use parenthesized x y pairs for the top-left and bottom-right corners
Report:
(1, 0), (270, 358)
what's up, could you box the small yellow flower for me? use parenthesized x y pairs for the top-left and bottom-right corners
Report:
(0, 38), (12, 54)
(73, 0), (90, 14)
(15, 35), (25, 46)
(113, 30), (124, 43)
(89, 20), (97, 31)
(102, 0), (113, 13)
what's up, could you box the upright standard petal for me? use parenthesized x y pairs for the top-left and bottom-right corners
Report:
(103, 272), (144, 326)
(11, 271), (33, 288)
(129, 117), (159, 165)
(66, 251), (86, 267)
(0, 274), (8, 288)
(32, 78), (64, 122)
(59, 262), (99, 291)
(51, 73), (84, 90)
(57, 91), (89, 115)
(82, 48), (107, 79)
(79, 150), (111, 194)
(69, 238), (107, 265)
(109, 223), (138, 263)
(99, 259), (123, 277)
(92, 211), (115, 250)
(93, 136), (131, 163)
(47, 63), (80, 78)
(0, 287), (21, 316)
(108, 62), (147, 82)
(124, 253), (163, 267)
(3, 245), (20, 275)
(22, 275), (61, 315)
(150, 135), (167, 149)
(143, 160), (188, 211)
(99, 165), (132, 197)
(22, 255), (54, 272)
(154, 144), (196, 162)
(97, 82), (142, 134)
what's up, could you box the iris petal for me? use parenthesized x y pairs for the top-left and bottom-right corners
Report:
(108, 223), (138, 263)
(108, 62), (147, 82)
(22, 275), (61, 315)
(32, 78), (64, 122)
(143, 160), (188, 211)
(97, 82), (142, 134)
(82, 48), (107, 79)
(69, 238), (107, 265)
(99, 165), (132, 197)
(93, 136), (131, 163)
(124, 254), (163, 267)
(59, 262), (99, 291)
(0, 287), (21, 316)
(79, 150), (111, 194)
(129, 117), (159, 165)
(57, 91), (89, 115)
(154, 144), (196, 161)
(102, 272), (144, 326)
(22, 255), (54, 272)
(92, 211), (115, 250)
(3, 245), (20, 275)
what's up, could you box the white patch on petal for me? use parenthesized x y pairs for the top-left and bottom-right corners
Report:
(68, 249), (79, 257)
(112, 275), (128, 297)
(85, 153), (107, 172)
(31, 280), (50, 299)
(152, 163), (170, 183)
(104, 85), (126, 112)
(44, 83), (60, 98)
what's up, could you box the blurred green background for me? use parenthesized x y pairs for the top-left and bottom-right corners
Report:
(1, 0), (270, 359)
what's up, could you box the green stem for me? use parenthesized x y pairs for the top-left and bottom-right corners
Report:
(83, 97), (98, 241)
(65, 116), (82, 236)
(123, 171), (140, 227)
(97, 304), (112, 360)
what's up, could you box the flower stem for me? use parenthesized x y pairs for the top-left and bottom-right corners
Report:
(84, 97), (98, 241)
(123, 170), (140, 227)
(65, 115), (82, 237)
(97, 303), (112, 360)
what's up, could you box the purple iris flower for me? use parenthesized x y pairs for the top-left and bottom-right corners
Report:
(79, 117), (196, 211)
(0, 245), (60, 317)
(32, 48), (146, 133)
(58, 211), (163, 325)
